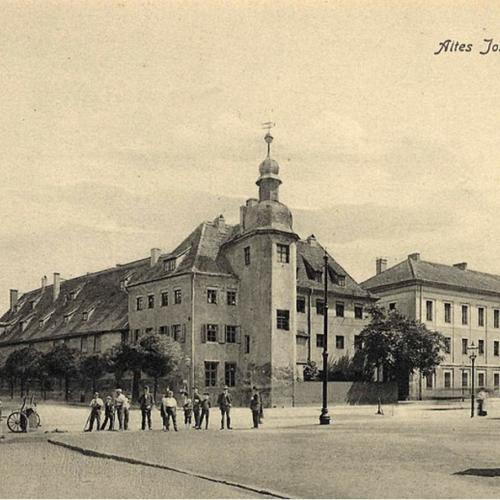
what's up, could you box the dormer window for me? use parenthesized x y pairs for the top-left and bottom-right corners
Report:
(315, 271), (323, 283)
(164, 258), (176, 272)
(63, 308), (78, 324)
(337, 275), (346, 286)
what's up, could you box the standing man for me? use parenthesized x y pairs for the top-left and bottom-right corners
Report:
(198, 392), (211, 430)
(217, 386), (233, 430)
(123, 394), (131, 430)
(161, 390), (178, 431)
(115, 388), (127, 431)
(250, 392), (261, 429)
(253, 386), (264, 424)
(86, 392), (103, 432)
(138, 386), (155, 431)
(100, 396), (115, 431)
(192, 387), (202, 429)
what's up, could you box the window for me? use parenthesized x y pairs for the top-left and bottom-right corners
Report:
(495, 341), (499, 357)
(354, 335), (362, 350)
(444, 372), (452, 388)
(81, 336), (88, 353)
(495, 373), (500, 388)
(478, 307), (485, 327)
(227, 291), (237, 306)
(354, 305), (363, 320)
(478, 339), (484, 355)
(174, 289), (182, 304)
(389, 302), (396, 310)
(462, 338), (468, 355)
(297, 296), (306, 313)
(93, 334), (100, 352)
(161, 292), (168, 307)
(205, 362), (218, 387)
(335, 335), (345, 350)
(82, 311), (89, 322)
(426, 373), (433, 389)
(207, 289), (218, 304)
(462, 305), (468, 325)
(172, 324), (182, 341)
(336, 303), (345, 318)
(225, 363), (236, 387)
(133, 329), (140, 343)
(277, 244), (290, 263)
(136, 296), (144, 311)
(316, 334), (325, 348)
(462, 371), (469, 387)
(244, 246), (251, 266)
(337, 276), (346, 286)
(226, 325), (237, 343)
(145, 327), (154, 334)
(316, 300), (325, 315)
(478, 372), (485, 387)
(444, 337), (451, 354)
(164, 258), (176, 272)
(121, 332), (129, 345)
(277, 310), (290, 330)
(206, 324), (218, 342)
(315, 271), (323, 283)
(159, 325), (168, 335)
(495, 309), (500, 329)
(148, 294), (155, 309)
(245, 335), (250, 354)
(444, 303), (452, 323)
(426, 300), (433, 322)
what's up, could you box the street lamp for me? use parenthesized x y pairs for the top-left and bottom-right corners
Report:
(467, 342), (478, 418)
(319, 251), (330, 425)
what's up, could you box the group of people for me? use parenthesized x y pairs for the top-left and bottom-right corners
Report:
(85, 385), (264, 432)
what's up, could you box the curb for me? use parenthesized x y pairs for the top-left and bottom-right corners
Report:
(48, 438), (290, 499)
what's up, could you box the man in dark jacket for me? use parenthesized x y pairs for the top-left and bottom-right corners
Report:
(192, 387), (202, 429)
(217, 386), (233, 430)
(100, 396), (115, 431)
(138, 386), (155, 430)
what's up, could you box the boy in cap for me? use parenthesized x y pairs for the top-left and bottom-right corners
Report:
(198, 392), (211, 430)
(100, 396), (115, 431)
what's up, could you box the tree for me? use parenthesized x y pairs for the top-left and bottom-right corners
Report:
(105, 343), (143, 400)
(139, 333), (183, 399)
(81, 353), (107, 393)
(357, 306), (447, 399)
(4, 347), (44, 396)
(43, 344), (82, 401)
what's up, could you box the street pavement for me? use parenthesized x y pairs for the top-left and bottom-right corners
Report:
(2, 398), (500, 498)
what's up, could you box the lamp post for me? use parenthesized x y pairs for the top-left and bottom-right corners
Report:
(319, 251), (330, 425)
(467, 342), (478, 418)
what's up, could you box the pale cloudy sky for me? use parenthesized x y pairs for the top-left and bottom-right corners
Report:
(1, 0), (500, 312)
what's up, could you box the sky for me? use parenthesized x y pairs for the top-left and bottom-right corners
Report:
(1, 0), (500, 312)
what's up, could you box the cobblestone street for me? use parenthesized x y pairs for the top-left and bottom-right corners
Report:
(2, 400), (500, 498)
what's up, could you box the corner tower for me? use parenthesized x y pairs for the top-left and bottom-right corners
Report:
(223, 130), (298, 406)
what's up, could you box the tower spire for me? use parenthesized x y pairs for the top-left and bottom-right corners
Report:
(262, 121), (275, 157)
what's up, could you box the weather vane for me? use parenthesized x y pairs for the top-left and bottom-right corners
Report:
(262, 121), (275, 156)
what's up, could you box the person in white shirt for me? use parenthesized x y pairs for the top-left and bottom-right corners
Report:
(115, 389), (127, 431)
(161, 390), (178, 431)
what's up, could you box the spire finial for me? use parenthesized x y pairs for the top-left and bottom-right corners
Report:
(262, 121), (275, 157)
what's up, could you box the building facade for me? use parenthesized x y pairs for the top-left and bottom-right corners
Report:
(361, 253), (500, 399)
(0, 132), (374, 406)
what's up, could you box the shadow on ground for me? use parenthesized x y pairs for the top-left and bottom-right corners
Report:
(454, 469), (500, 477)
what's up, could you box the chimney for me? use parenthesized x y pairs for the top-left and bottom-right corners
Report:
(10, 289), (18, 312)
(307, 234), (317, 247)
(214, 214), (226, 233)
(41, 275), (47, 292)
(246, 198), (258, 208)
(240, 205), (247, 232)
(150, 248), (161, 268)
(453, 262), (467, 271)
(376, 257), (388, 275)
(53, 273), (60, 302)
(408, 253), (420, 261)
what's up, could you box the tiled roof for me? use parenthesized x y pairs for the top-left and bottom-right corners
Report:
(361, 258), (500, 295)
(129, 221), (238, 286)
(296, 240), (373, 299)
(0, 258), (150, 346)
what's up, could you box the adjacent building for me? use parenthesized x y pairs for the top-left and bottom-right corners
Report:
(361, 253), (500, 399)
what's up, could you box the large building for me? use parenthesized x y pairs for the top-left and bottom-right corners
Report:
(362, 253), (500, 399)
(0, 132), (374, 405)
